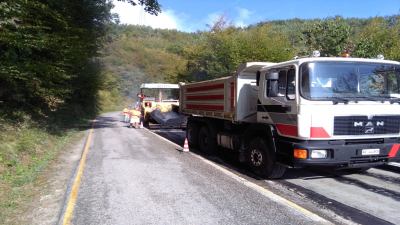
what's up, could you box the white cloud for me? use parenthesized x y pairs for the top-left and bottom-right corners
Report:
(234, 7), (253, 27)
(204, 11), (233, 30)
(203, 8), (253, 30)
(111, 1), (181, 30)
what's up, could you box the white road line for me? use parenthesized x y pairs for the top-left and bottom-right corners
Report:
(143, 128), (184, 149)
(143, 128), (332, 224)
(388, 162), (400, 167)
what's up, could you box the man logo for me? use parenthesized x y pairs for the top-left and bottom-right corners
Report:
(353, 121), (385, 127)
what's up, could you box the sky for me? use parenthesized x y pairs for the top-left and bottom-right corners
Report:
(112, 0), (400, 32)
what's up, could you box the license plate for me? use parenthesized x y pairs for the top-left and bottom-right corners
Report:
(361, 148), (380, 155)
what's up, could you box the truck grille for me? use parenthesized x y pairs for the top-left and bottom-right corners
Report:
(334, 116), (400, 135)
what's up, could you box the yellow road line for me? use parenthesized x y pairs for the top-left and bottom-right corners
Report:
(144, 128), (332, 224)
(62, 125), (94, 225)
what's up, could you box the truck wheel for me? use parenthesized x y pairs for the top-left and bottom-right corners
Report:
(198, 125), (217, 154)
(247, 137), (286, 179)
(186, 121), (199, 148)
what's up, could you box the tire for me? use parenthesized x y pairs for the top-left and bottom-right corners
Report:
(247, 137), (286, 179)
(197, 125), (217, 154)
(186, 121), (199, 148)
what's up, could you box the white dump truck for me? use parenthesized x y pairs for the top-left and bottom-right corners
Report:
(179, 55), (400, 178)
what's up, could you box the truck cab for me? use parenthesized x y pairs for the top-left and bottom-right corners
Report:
(258, 57), (400, 168)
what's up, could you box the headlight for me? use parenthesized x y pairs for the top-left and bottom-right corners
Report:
(310, 150), (328, 159)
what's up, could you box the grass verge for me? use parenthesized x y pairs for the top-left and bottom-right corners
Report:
(0, 117), (85, 224)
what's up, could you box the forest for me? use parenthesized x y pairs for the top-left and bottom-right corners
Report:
(105, 15), (400, 100)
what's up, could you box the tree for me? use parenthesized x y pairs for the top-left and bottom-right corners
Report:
(0, 0), (161, 120)
(387, 17), (400, 61)
(302, 17), (351, 56)
(182, 23), (293, 81)
(101, 25), (190, 98)
(353, 17), (400, 60)
(0, 0), (76, 114)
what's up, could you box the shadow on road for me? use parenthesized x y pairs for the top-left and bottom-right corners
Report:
(152, 128), (399, 181)
(93, 116), (120, 129)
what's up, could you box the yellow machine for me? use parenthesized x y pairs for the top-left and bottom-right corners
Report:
(139, 83), (180, 126)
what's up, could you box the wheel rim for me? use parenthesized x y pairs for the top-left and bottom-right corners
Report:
(250, 149), (263, 167)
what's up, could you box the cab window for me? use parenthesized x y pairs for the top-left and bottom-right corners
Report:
(278, 70), (287, 96)
(287, 68), (295, 100)
(275, 68), (295, 100)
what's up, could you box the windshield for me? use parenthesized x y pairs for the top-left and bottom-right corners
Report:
(300, 61), (400, 101)
(141, 88), (179, 102)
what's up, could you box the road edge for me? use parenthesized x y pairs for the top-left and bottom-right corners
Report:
(57, 123), (94, 225)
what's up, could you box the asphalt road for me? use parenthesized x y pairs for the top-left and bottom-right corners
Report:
(153, 126), (400, 225)
(62, 112), (330, 225)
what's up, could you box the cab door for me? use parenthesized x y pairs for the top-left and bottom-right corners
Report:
(258, 66), (298, 138)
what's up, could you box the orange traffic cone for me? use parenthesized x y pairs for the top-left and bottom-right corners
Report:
(183, 138), (189, 152)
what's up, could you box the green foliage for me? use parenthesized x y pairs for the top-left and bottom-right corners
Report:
(182, 23), (294, 81)
(302, 16), (351, 56)
(257, 19), (318, 54)
(0, 0), (161, 120)
(353, 17), (400, 60)
(0, 0), (110, 119)
(3, 0), (400, 114)
(105, 15), (400, 95)
(101, 25), (191, 99)
(1, 1), (71, 114)
(0, 115), (78, 224)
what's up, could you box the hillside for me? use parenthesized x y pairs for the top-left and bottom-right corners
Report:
(102, 26), (196, 98)
(102, 15), (400, 102)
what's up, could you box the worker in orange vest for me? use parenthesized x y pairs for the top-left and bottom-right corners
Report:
(129, 107), (142, 128)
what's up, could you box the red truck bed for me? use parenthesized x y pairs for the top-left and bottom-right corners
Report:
(179, 62), (275, 122)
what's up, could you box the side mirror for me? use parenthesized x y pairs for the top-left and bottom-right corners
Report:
(266, 72), (279, 97)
